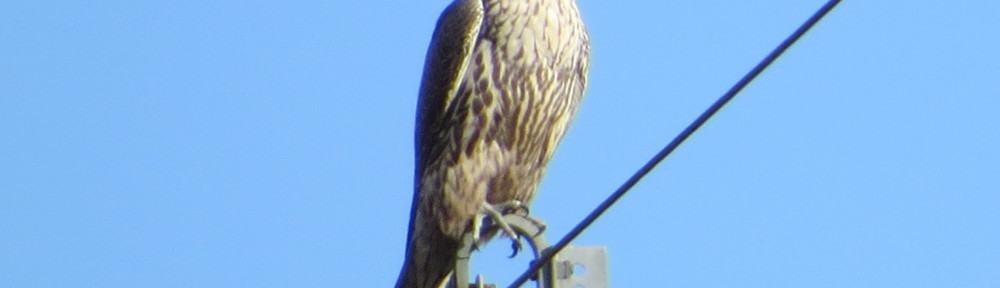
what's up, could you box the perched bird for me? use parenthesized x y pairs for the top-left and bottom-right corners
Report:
(396, 0), (589, 287)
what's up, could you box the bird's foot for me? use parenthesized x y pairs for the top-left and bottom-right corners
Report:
(472, 200), (529, 257)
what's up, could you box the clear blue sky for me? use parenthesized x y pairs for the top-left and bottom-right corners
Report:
(3, 1), (998, 287)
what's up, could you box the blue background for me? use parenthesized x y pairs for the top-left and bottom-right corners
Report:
(3, 1), (998, 287)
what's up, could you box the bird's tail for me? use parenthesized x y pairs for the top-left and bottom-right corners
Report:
(395, 211), (461, 288)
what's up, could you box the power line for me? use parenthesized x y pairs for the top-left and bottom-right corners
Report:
(507, 1), (843, 287)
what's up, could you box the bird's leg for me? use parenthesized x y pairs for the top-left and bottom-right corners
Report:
(490, 200), (547, 235)
(472, 200), (528, 257)
(492, 200), (529, 216)
(473, 201), (519, 242)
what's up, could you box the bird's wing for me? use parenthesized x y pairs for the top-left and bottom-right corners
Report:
(398, 1), (485, 287)
(411, 0), (484, 220)
(415, 0), (485, 174)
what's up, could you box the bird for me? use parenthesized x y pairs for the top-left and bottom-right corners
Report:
(395, 0), (589, 287)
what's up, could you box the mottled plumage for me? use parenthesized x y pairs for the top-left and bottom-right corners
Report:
(396, 0), (589, 287)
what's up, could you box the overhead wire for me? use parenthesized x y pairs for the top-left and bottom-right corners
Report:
(506, 0), (843, 287)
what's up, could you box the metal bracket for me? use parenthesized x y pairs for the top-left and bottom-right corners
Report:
(452, 213), (608, 288)
(547, 246), (608, 288)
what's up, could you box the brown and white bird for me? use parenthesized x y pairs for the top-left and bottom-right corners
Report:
(396, 0), (589, 287)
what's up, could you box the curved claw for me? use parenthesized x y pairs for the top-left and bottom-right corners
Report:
(475, 200), (535, 257)
(508, 236), (523, 258)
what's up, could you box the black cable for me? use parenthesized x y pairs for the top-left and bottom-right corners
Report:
(507, 1), (842, 287)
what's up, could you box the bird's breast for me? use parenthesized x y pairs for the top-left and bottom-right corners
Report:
(483, 0), (588, 69)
